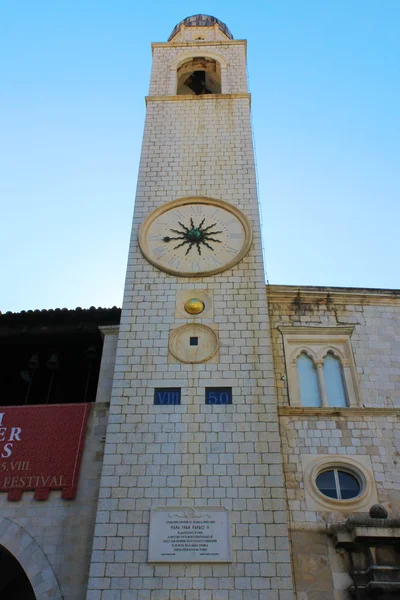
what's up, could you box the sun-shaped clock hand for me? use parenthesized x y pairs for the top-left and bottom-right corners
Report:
(162, 219), (222, 256)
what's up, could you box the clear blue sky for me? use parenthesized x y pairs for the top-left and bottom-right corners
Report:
(1, 1), (399, 312)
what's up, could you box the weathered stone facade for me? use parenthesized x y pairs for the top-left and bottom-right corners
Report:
(268, 285), (400, 599)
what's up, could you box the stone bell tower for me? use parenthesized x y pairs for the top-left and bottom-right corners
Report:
(87, 14), (294, 599)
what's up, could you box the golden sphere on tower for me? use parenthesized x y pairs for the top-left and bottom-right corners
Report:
(184, 298), (205, 315)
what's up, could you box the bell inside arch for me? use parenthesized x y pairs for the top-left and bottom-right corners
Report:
(177, 57), (221, 95)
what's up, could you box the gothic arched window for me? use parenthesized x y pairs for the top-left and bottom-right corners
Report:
(279, 326), (361, 408)
(323, 353), (348, 408)
(177, 57), (221, 95)
(297, 353), (322, 407)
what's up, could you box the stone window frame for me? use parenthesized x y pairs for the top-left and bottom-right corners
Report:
(302, 454), (378, 512)
(315, 467), (361, 500)
(168, 52), (229, 95)
(278, 326), (361, 408)
(176, 56), (222, 95)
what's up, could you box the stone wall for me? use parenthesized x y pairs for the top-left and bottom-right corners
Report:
(290, 530), (351, 600)
(268, 286), (400, 408)
(87, 34), (293, 600)
(268, 285), (400, 600)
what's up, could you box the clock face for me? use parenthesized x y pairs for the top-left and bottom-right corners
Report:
(139, 198), (252, 277)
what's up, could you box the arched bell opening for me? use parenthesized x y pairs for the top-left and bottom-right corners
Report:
(177, 57), (221, 95)
(0, 545), (36, 599)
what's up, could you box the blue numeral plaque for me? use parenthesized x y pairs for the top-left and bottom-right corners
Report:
(205, 387), (232, 405)
(154, 388), (181, 405)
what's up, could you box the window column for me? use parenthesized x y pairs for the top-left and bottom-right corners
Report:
(315, 360), (329, 407)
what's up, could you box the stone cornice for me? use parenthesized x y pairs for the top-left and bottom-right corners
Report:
(145, 93), (251, 104)
(288, 522), (328, 532)
(99, 325), (119, 337)
(267, 284), (400, 307)
(152, 40), (247, 52)
(277, 325), (354, 336)
(279, 406), (400, 417)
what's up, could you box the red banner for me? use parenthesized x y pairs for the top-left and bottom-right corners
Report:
(0, 404), (89, 501)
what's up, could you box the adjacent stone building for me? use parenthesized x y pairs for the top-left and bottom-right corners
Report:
(0, 14), (399, 600)
(0, 307), (120, 598)
(268, 285), (400, 599)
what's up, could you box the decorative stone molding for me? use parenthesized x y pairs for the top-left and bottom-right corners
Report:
(145, 93), (251, 103)
(267, 284), (400, 307)
(329, 512), (400, 598)
(0, 516), (62, 600)
(278, 325), (360, 408)
(98, 324), (119, 337)
(152, 40), (247, 50)
(302, 454), (378, 513)
(169, 52), (228, 95)
(279, 406), (400, 416)
(287, 522), (329, 532)
(278, 326), (355, 337)
(169, 50), (229, 71)
(169, 323), (219, 364)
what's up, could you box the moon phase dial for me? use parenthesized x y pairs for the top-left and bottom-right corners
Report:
(139, 198), (253, 277)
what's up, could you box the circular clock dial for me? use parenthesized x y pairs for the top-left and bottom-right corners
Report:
(139, 198), (252, 277)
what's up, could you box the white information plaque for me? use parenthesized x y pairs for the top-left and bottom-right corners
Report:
(148, 506), (232, 563)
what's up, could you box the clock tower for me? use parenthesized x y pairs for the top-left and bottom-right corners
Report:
(87, 15), (294, 599)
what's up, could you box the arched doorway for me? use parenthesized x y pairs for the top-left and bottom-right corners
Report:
(0, 516), (62, 600)
(0, 545), (36, 599)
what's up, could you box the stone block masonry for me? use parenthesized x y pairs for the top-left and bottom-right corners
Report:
(87, 30), (293, 600)
(268, 285), (400, 600)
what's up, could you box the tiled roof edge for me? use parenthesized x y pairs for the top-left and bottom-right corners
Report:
(0, 306), (122, 326)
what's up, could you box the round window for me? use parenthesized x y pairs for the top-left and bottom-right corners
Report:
(316, 469), (361, 500)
